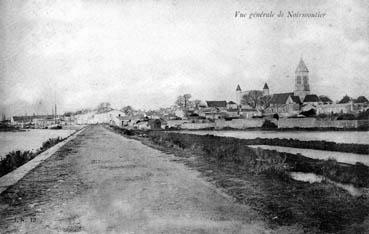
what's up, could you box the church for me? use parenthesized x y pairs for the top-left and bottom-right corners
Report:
(236, 58), (322, 117)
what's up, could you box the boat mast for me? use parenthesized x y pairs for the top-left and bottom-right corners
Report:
(54, 91), (57, 124)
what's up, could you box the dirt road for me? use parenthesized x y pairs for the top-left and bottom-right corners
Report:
(0, 125), (270, 233)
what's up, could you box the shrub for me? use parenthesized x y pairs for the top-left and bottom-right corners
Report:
(0, 137), (64, 178)
(300, 109), (316, 117)
(0, 151), (35, 177)
(39, 137), (64, 152)
(261, 120), (277, 129)
(357, 110), (369, 120)
(337, 114), (356, 120)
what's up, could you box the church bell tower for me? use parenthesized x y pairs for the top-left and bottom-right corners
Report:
(236, 84), (242, 104)
(294, 58), (310, 101)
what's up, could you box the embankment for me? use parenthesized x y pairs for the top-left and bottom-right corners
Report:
(0, 128), (85, 194)
(0, 137), (64, 177)
(144, 131), (369, 187)
(108, 125), (369, 233)
(166, 118), (369, 130)
(239, 137), (369, 155)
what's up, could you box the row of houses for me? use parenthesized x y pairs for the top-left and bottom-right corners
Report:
(10, 115), (60, 129)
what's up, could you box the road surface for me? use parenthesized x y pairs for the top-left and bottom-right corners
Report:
(0, 125), (270, 233)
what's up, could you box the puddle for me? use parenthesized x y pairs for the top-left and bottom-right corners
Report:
(249, 145), (369, 166)
(290, 172), (363, 196)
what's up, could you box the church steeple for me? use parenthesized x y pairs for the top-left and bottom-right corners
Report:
(236, 84), (242, 104)
(263, 83), (269, 96)
(295, 58), (309, 73)
(236, 84), (241, 91)
(294, 57), (310, 101)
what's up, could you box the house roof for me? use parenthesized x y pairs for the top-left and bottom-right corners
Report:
(303, 94), (320, 103)
(206, 101), (227, 108)
(228, 101), (237, 104)
(290, 96), (302, 104)
(236, 84), (241, 91)
(319, 95), (333, 103)
(338, 95), (352, 104)
(270, 92), (294, 105)
(263, 83), (269, 89)
(295, 58), (309, 73)
(354, 96), (369, 103)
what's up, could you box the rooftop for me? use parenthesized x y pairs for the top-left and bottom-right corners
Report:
(270, 92), (295, 105)
(354, 96), (369, 103)
(303, 94), (320, 103)
(206, 101), (227, 108)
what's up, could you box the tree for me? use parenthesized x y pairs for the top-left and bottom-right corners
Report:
(241, 91), (262, 109)
(183, 94), (192, 109)
(121, 106), (135, 116)
(175, 95), (185, 109)
(175, 94), (192, 110)
(258, 95), (272, 112)
(241, 91), (271, 112)
(192, 99), (202, 109)
(96, 102), (112, 113)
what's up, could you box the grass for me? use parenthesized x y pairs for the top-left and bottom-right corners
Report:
(0, 137), (64, 177)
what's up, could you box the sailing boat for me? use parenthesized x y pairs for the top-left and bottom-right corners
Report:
(48, 103), (62, 129)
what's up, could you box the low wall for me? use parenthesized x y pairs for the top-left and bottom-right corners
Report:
(278, 118), (369, 129)
(167, 119), (265, 130)
(278, 118), (316, 128)
(181, 122), (215, 129)
(215, 119), (265, 129)
(166, 120), (191, 128)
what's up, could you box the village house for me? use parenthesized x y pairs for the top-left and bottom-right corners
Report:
(317, 95), (369, 115)
(235, 58), (369, 118)
(198, 101), (244, 120)
(75, 109), (125, 125)
(11, 115), (57, 128)
(265, 93), (301, 117)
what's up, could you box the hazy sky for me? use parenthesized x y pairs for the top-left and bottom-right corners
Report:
(1, 0), (368, 116)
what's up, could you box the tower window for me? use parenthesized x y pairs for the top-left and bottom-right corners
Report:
(303, 76), (308, 84)
(297, 76), (301, 84)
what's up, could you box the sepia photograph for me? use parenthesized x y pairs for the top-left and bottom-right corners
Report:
(0, 0), (369, 233)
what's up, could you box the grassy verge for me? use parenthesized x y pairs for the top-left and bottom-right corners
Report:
(143, 131), (369, 187)
(108, 125), (369, 233)
(0, 137), (64, 177)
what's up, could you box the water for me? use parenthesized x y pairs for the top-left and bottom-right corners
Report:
(181, 130), (369, 144)
(248, 145), (369, 166)
(179, 130), (369, 165)
(290, 172), (363, 196)
(0, 129), (75, 158)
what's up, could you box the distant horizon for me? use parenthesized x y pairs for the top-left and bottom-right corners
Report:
(1, 0), (368, 116)
(2, 57), (368, 118)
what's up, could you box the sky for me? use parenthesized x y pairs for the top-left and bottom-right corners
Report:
(0, 0), (368, 116)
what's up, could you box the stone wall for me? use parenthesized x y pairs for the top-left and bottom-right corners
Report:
(278, 118), (369, 129)
(169, 118), (369, 130)
(166, 120), (191, 128)
(215, 119), (265, 129)
(181, 122), (215, 129)
(168, 119), (265, 130)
